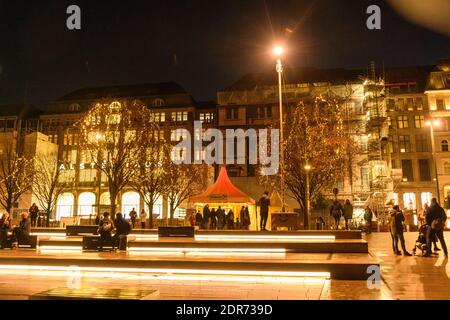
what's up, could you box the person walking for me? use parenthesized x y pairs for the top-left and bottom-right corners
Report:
(425, 198), (448, 257)
(364, 206), (373, 234)
(330, 200), (344, 230)
(424, 203), (441, 252)
(343, 199), (353, 230)
(129, 208), (137, 229)
(0, 213), (11, 249)
(98, 212), (114, 252)
(258, 191), (270, 231)
(389, 205), (412, 256)
(139, 209), (147, 229)
(29, 203), (39, 227)
(113, 213), (131, 251)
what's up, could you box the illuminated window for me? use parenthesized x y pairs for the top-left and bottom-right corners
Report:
(398, 135), (411, 152)
(406, 98), (414, 111)
(226, 107), (239, 120)
(397, 115), (409, 129)
(78, 192), (96, 216)
(109, 101), (121, 111)
(122, 192), (140, 216)
(415, 97), (424, 110)
(414, 115), (425, 128)
(421, 192), (432, 208)
(442, 140), (449, 152)
(56, 193), (75, 220)
(403, 193), (416, 210)
(392, 193), (399, 206)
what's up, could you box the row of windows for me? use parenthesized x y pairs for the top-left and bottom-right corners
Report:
(398, 159), (431, 182)
(390, 115), (426, 129)
(387, 97), (426, 111)
(390, 135), (430, 153)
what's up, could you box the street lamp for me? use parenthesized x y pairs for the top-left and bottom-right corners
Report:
(426, 119), (441, 202)
(304, 164), (311, 230)
(274, 46), (286, 212)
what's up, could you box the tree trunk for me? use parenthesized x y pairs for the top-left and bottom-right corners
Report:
(147, 202), (154, 229)
(110, 191), (117, 217)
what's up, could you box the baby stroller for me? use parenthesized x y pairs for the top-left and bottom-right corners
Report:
(412, 224), (429, 256)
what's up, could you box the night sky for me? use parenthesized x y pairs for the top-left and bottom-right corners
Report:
(0, 0), (449, 108)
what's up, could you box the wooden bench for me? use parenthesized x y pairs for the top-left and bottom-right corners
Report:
(158, 226), (194, 238)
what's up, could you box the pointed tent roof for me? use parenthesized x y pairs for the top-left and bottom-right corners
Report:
(189, 167), (256, 204)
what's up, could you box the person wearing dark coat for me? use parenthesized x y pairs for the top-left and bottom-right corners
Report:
(425, 198), (448, 257)
(202, 205), (211, 229)
(364, 206), (373, 234)
(216, 206), (225, 230)
(29, 203), (39, 227)
(0, 213), (11, 249)
(258, 191), (270, 231)
(330, 201), (344, 229)
(195, 211), (203, 228)
(98, 212), (114, 252)
(227, 210), (235, 230)
(113, 213), (131, 251)
(343, 200), (353, 230)
(389, 205), (412, 256)
(11, 213), (31, 247)
(210, 208), (217, 230)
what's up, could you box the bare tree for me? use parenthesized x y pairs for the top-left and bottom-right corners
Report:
(32, 154), (74, 224)
(163, 152), (208, 224)
(0, 143), (34, 214)
(131, 132), (170, 229)
(75, 99), (154, 216)
(260, 96), (358, 229)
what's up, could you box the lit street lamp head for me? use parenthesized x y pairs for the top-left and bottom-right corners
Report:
(304, 164), (311, 171)
(273, 46), (284, 57)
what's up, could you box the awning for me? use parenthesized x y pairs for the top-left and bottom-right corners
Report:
(189, 167), (256, 204)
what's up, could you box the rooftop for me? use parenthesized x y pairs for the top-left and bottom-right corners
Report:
(0, 104), (43, 118)
(55, 82), (189, 102)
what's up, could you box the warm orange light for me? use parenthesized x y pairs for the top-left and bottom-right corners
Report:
(273, 46), (284, 57)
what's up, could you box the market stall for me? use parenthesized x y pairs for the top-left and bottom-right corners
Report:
(189, 167), (257, 230)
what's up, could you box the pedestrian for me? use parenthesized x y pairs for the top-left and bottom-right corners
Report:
(389, 205), (412, 256)
(139, 209), (147, 229)
(364, 206), (373, 234)
(210, 208), (217, 230)
(195, 210), (203, 228)
(11, 213), (31, 249)
(202, 204), (210, 230)
(113, 213), (131, 251)
(240, 206), (250, 230)
(29, 203), (39, 227)
(0, 213), (11, 249)
(425, 198), (448, 257)
(129, 208), (137, 228)
(227, 209), (234, 230)
(216, 206), (225, 230)
(239, 206), (246, 230)
(258, 191), (270, 231)
(424, 203), (441, 252)
(98, 212), (114, 252)
(343, 199), (353, 230)
(330, 200), (344, 230)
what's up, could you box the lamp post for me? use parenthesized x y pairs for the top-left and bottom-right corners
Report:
(426, 119), (441, 203)
(274, 46), (286, 212)
(95, 133), (105, 222)
(304, 164), (311, 230)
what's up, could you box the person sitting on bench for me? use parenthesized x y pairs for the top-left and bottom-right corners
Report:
(11, 213), (31, 248)
(0, 213), (11, 249)
(113, 213), (131, 251)
(98, 212), (114, 252)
